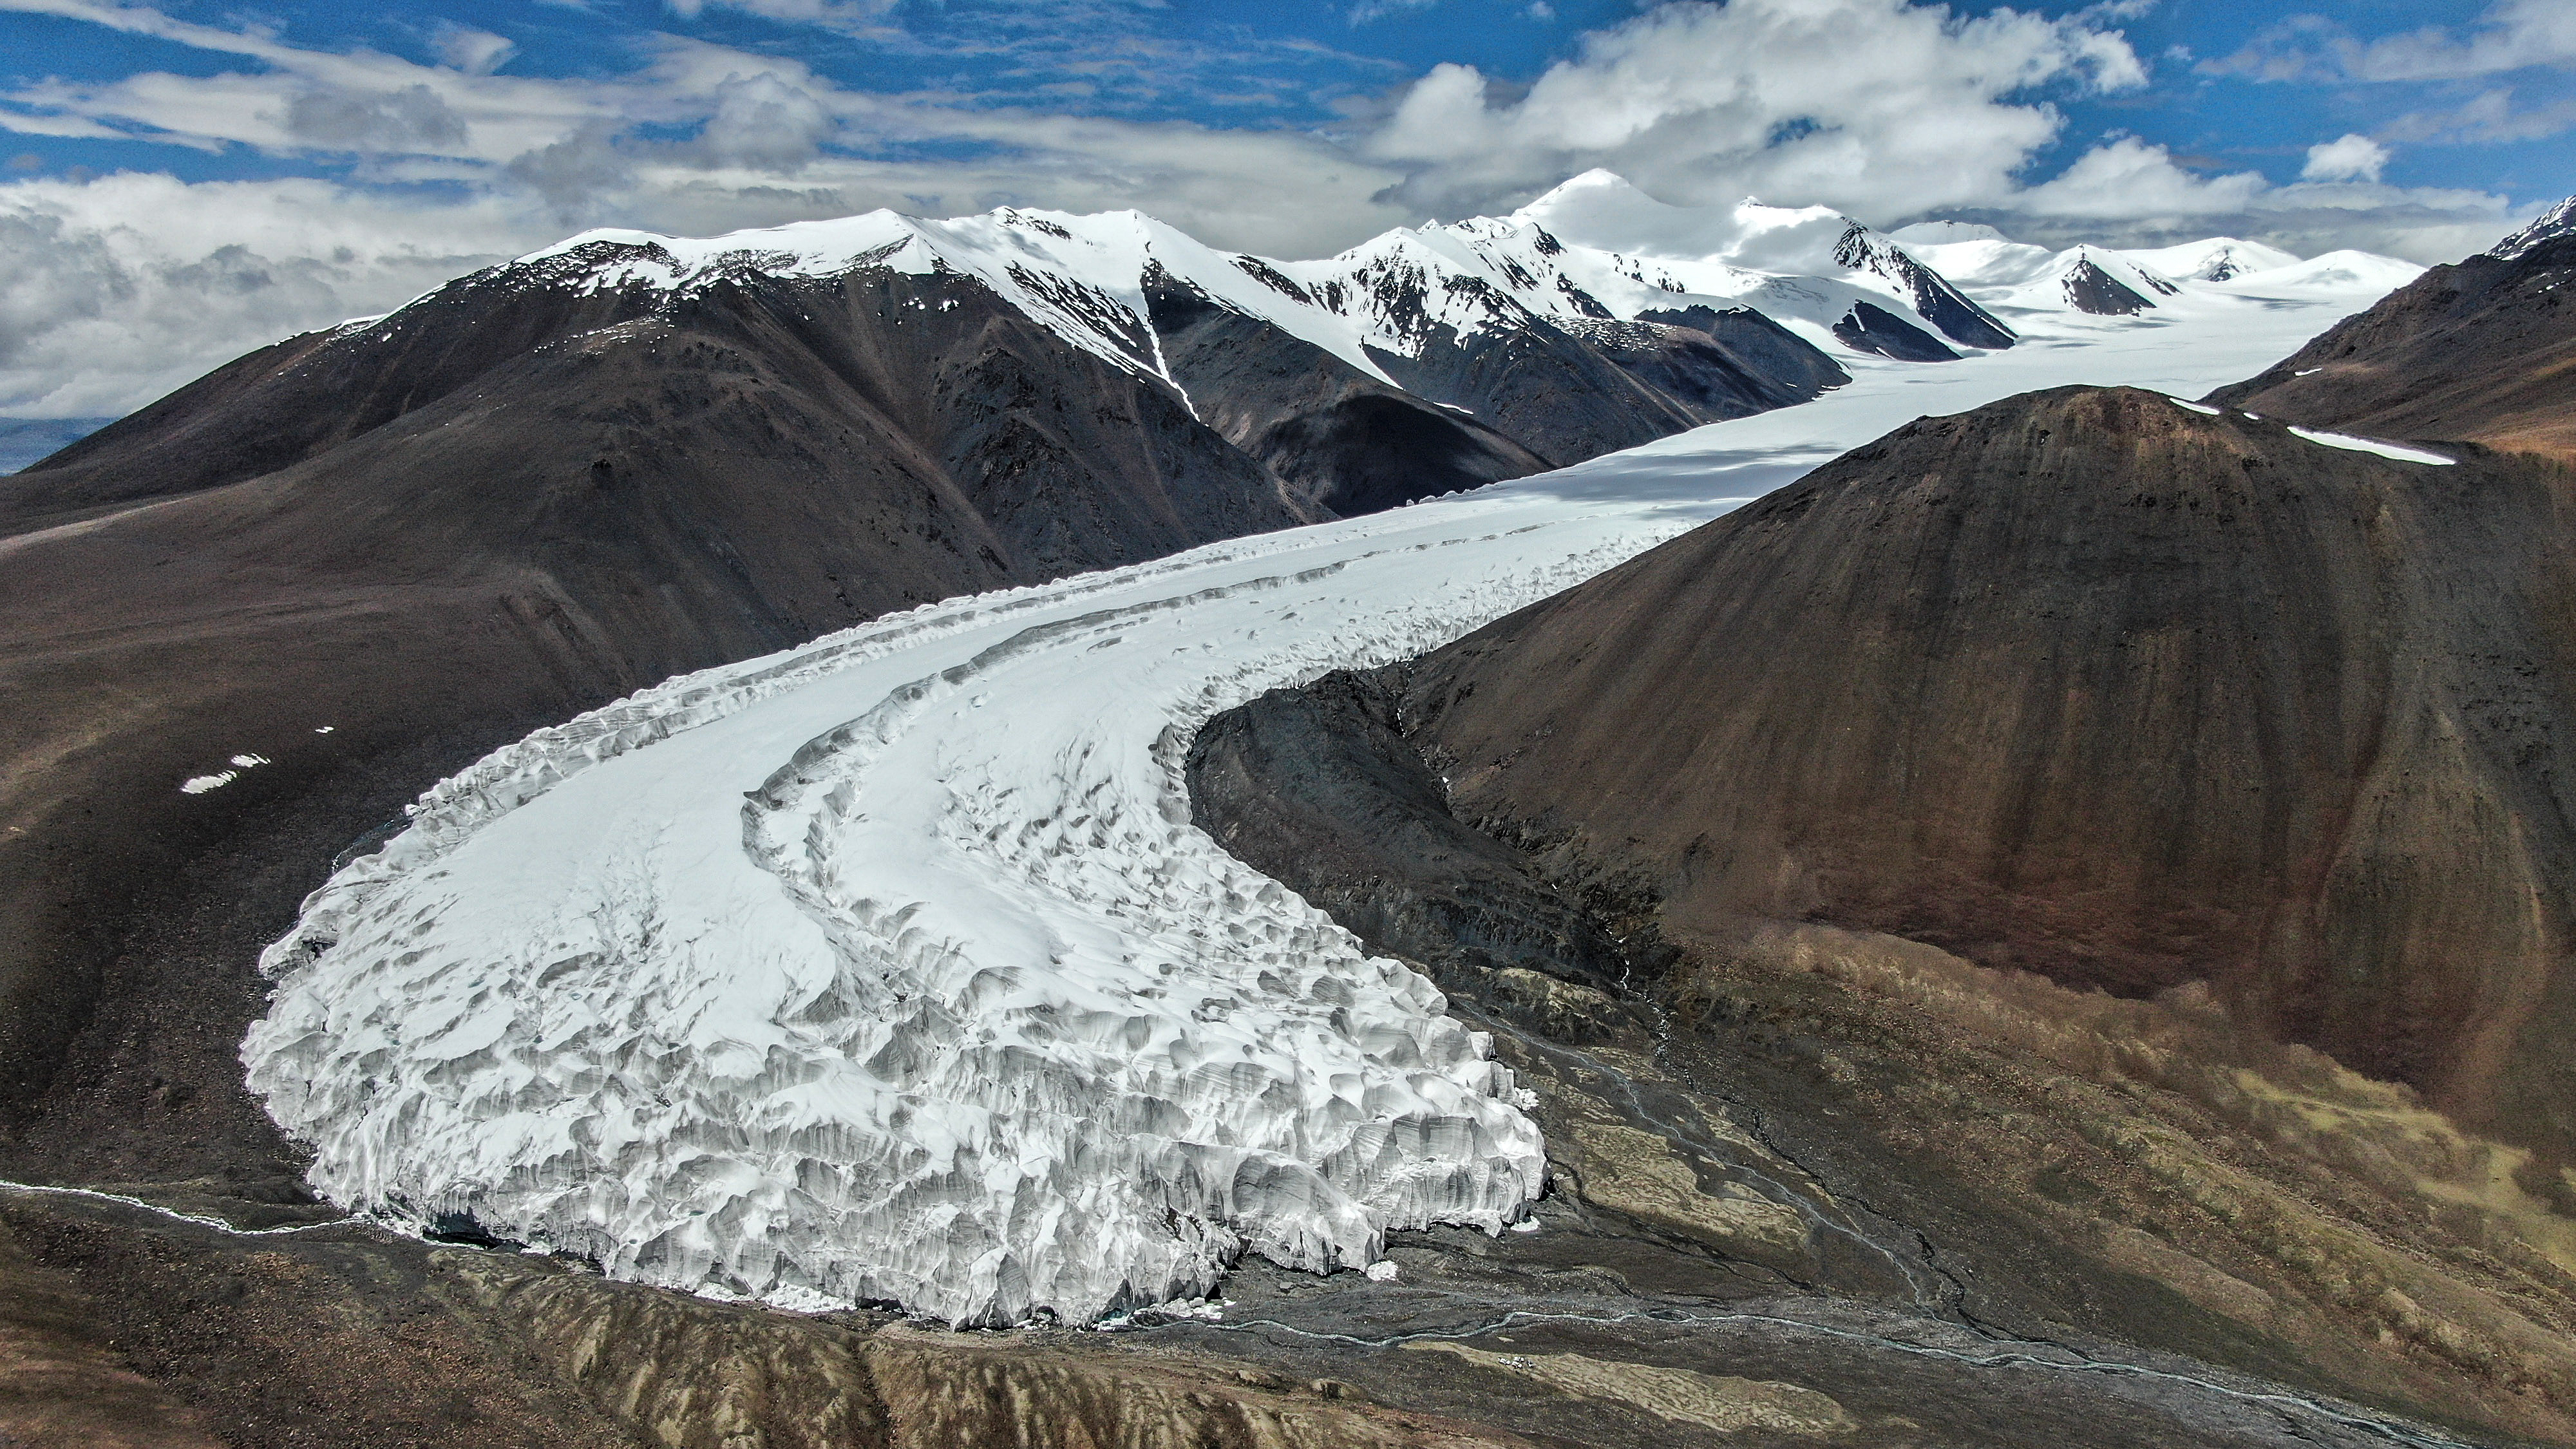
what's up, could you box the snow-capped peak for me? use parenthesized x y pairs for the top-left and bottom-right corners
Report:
(2117, 237), (2300, 284)
(1511, 173), (2013, 349)
(1895, 227), (2420, 322)
(468, 184), (2004, 395)
(2490, 196), (2576, 261)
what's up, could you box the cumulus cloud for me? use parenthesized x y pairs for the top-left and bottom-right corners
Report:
(1922, 135), (2511, 261)
(1908, 135), (2508, 263)
(2008, 135), (2265, 218)
(0, 173), (527, 415)
(504, 121), (634, 214)
(695, 71), (835, 169)
(2301, 133), (2389, 183)
(284, 84), (470, 153)
(1345, 0), (2511, 263)
(0, 5), (1417, 412)
(1361, 0), (2148, 221)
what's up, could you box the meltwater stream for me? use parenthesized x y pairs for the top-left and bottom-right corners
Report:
(241, 278), (2391, 1326)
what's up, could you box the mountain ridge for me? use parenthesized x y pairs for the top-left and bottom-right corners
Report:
(2212, 207), (2576, 462)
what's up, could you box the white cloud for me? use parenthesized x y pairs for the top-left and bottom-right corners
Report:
(2011, 135), (2268, 218)
(2340, 0), (2576, 82)
(2221, 0), (2576, 85)
(0, 6), (1419, 413)
(0, 173), (527, 415)
(694, 71), (835, 170)
(1348, 0), (1436, 24)
(1359, 0), (2146, 222)
(430, 24), (518, 77)
(1345, 0), (2510, 263)
(2301, 133), (2389, 183)
(2383, 87), (2576, 145)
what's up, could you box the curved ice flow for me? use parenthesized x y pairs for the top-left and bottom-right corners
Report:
(242, 282), (2396, 1326)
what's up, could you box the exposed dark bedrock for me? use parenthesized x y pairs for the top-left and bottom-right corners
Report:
(1830, 301), (1959, 361)
(1185, 666), (1627, 991)
(2061, 259), (2157, 316)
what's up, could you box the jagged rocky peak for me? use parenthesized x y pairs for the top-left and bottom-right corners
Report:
(488, 193), (1892, 489)
(2049, 245), (2180, 315)
(2490, 194), (2576, 260)
(2061, 257), (2153, 314)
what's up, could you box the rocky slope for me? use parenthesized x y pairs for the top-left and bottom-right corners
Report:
(1188, 391), (2576, 1443)
(1404, 388), (2576, 1163)
(12, 1157), (2483, 1449)
(1191, 672), (2576, 1446)
(2215, 205), (2576, 461)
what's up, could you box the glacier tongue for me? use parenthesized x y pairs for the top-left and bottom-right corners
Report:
(240, 247), (2405, 1327)
(242, 513), (1669, 1326)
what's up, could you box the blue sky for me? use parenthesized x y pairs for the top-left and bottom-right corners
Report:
(8, 1), (2571, 203)
(3, 0), (2570, 415)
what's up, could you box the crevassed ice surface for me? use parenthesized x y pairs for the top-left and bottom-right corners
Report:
(242, 269), (2397, 1327)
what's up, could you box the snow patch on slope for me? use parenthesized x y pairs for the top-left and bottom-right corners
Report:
(2288, 427), (2456, 465)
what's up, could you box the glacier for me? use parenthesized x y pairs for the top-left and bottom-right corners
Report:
(242, 209), (2412, 1328)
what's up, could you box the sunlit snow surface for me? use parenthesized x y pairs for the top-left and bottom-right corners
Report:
(2287, 427), (2458, 466)
(244, 265), (2400, 1327)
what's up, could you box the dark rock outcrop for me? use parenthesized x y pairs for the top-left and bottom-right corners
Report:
(1600, 307), (1852, 416)
(2213, 231), (2576, 462)
(1186, 668), (1626, 989)
(1359, 312), (1838, 467)
(1141, 267), (1553, 513)
(2062, 258), (2156, 315)
(1832, 224), (2020, 349)
(2492, 197), (2576, 260)
(1830, 301), (1959, 361)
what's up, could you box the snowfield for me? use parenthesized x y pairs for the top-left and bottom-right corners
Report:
(243, 241), (2411, 1327)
